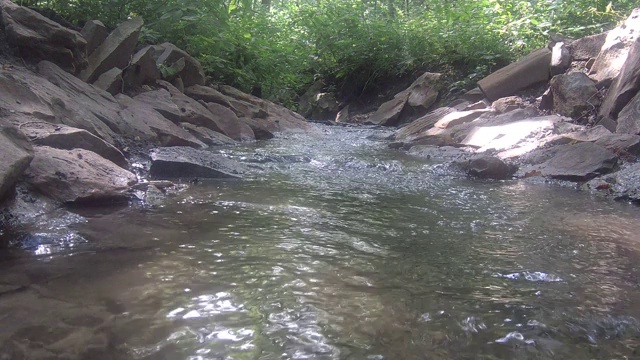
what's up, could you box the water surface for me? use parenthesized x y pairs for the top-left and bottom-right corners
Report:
(1, 125), (640, 359)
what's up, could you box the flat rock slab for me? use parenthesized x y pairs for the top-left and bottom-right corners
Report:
(408, 145), (471, 162)
(149, 147), (248, 179)
(19, 123), (127, 167)
(0, 124), (33, 201)
(520, 142), (618, 181)
(594, 133), (640, 156)
(25, 146), (136, 204)
(462, 115), (566, 151)
(180, 122), (237, 146)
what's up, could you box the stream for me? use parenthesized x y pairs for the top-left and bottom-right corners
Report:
(1, 125), (640, 359)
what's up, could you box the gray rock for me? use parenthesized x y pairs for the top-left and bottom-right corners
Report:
(616, 91), (640, 135)
(80, 20), (109, 55)
(520, 142), (618, 181)
(394, 107), (456, 141)
(335, 105), (350, 123)
(458, 156), (515, 180)
(179, 123), (237, 146)
(408, 145), (470, 162)
(115, 94), (205, 148)
(297, 80), (326, 118)
(25, 146), (136, 204)
(239, 118), (275, 140)
(492, 96), (526, 113)
(149, 147), (247, 179)
(594, 133), (640, 155)
(92, 67), (122, 95)
(367, 93), (409, 126)
(598, 36), (640, 127)
(151, 43), (206, 87)
(550, 42), (571, 76)
(545, 125), (612, 146)
(205, 102), (255, 141)
(568, 32), (607, 61)
(80, 17), (143, 83)
(0, 124), (33, 201)
(589, 8), (640, 84)
(549, 72), (599, 118)
(19, 123), (127, 167)
(122, 46), (160, 89)
(0, 0), (87, 73)
(185, 85), (235, 109)
(586, 162), (640, 202)
(310, 92), (339, 120)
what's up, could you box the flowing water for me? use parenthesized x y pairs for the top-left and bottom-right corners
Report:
(1, 125), (640, 359)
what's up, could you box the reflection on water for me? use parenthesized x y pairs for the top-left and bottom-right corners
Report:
(1, 125), (640, 359)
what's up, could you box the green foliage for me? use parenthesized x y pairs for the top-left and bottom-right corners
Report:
(27, 0), (638, 106)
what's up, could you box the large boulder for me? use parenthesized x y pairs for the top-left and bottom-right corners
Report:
(598, 36), (640, 127)
(458, 156), (515, 180)
(79, 17), (143, 83)
(184, 85), (235, 109)
(92, 67), (122, 95)
(550, 42), (571, 76)
(115, 94), (205, 148)
(549, 72), (599, 118)
(594, 133), (640, 156)
(568, 32), (607, 61)
(477, 47), (551, 101)
(149, 147), (247, 179)
(239, 118), (275, 140)
(179, 123), (237, 146)
(0, 124), (33, 201)
(217, 85), (315, 133)
(80, 20), (109, 55)
(520, 142), (617, 181)
(367, 93), (409, 126)
(0, 0), (87, 73)
(297, 80), (326, 118)
(616, 91), (640, 135)
(205, 102), (255, 141)
(394, 107), (456, 141)
(122, 46), (161, 89)
(588, 8), (640, 84)
(19, 123), (127, 167)
(25, 146), (136, 204)
(310, 93), (339, 120)
(0, 62), (119, 144)
(367, 72), (441, 126)
(148, 43), (206, 87)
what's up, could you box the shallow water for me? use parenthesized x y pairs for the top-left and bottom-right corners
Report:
(1, 125), (640, 359)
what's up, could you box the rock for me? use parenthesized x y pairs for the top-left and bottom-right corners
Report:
(394, 107), (456, 141)
(19, 123), (127, 167)
(155, 80), (244, 138)
(36, 61), (134, 143)
(122, 46), (160, 89)
(594, 133), (640, 155)
(298, 80), (326, 118)
(0, 0), (87, 73)
(227, 97), (268, 119)
(549, 72), (599, 118)
(0, 124), (33, 201)
(239, 118), (275, 140)
(464, 99), (491, 111)
(478, 47), (551, 101)
(461, 87), (485, 102)
(545, 125), (612, 146)
(408, 145), (470, 162)
(149, 147), (247, 179)
(586, 162), (640, 202)
(568, 32), (607, 61)
(310, 93), (339, 120)
(80, 20), (109, 55)
(171, 76), (184, 93)
(403, 72), (441, 110)
(133, 89), (183, 122)
(589, 8), (640, 84)
(150, 43), (206, 87)
(550, 42), (571, 76)
(598, 36), (640, 126)
(335, 105), (350, 123)
(520, 142), (617, 181)
(92, 67), (122, 95)
(403, 133), (454, 148)
(458, 156), (515, 180)
(115, 94), (205, 148)
(432, 109), (490, 130)
(616, 91), (640, 135)
(184, 85), (235, 109)
(492, 96), (526, 113)
(179, 123), (237, 146)
(217, 85), (315, 133)
(539, 88), (554, 111)
(25, 146), (136, 204)
(367, 93), (409, 126)
(205, 102), (255, 141)
(79, 17), (143, 83)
